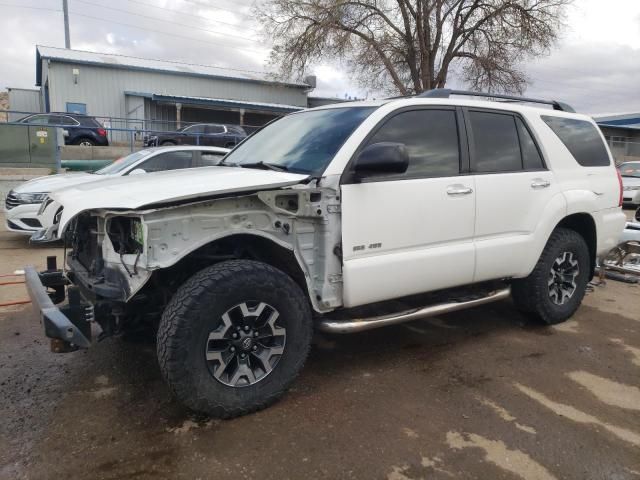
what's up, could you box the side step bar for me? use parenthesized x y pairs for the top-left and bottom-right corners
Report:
(318, 287), (511, 334)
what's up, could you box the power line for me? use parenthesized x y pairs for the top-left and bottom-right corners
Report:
(40, 44), (273, 77)
(70, 11), (268, 55)
(127, 0), (256, 29)
(179, 0), (254, 20)
(0, 2), (61, 13)
(72, 0), (261, 43)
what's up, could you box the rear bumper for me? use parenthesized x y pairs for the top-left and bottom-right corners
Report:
(597, 208), (629, 257)
(24, 263), (92, 349)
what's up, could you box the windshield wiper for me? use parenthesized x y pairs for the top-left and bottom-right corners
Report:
(239, 161), (289, 172)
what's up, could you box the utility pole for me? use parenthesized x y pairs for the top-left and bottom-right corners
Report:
(62, 0), (71, 48)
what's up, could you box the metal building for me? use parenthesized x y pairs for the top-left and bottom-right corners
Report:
(30, 45), (312, 133)
(594, 112), (640, 163)
(7, 88), (42, 121)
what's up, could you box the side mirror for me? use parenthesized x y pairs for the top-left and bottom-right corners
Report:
(129, 168), (146, 175)
(353, 142), (409, 179)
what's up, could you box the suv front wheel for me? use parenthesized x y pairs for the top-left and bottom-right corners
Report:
(157, 260), (313, 418)
(511, 228), (590, 325)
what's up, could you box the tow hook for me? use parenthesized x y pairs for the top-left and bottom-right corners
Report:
(50, 338), (78, 353)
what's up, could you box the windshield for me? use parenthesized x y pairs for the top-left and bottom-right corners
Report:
(619, 163), (640, 178)
(223, 106), (376, 175)
(94, 150), (152, 175)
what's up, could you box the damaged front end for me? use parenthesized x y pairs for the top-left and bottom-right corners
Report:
(25, 185), (345, 351)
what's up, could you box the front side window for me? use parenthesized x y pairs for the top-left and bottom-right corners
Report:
(469, 111), (521, 173)
(619, 163), (640, 178)
(183, 125), (205, 134)
(201, 151), (226, 166)
(363, 109), (460, 178)
(542, 116), (610, 167)
(23, 115), (49, 124)
(95, 150), (153, 175)
(223, 107), (376, 175)
(140, 151), (194, 172)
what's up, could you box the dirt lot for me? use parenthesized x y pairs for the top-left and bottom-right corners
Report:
(1, 212), (639, 480)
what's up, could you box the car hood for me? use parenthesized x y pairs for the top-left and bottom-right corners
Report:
(13, 172), (104, 194)
(50, 166), (308, 234)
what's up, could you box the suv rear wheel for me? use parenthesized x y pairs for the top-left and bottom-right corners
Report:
(73, 138), (95, 146)
(157, 260), (312, 418)
(511, 228), (590, 325)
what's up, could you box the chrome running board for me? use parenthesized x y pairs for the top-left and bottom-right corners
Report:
(318, 287), (511, 334)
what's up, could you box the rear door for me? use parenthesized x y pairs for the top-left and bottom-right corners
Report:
(467, 109), (559, 282)
(205, 125), (226, 147)
(341, 107), (476, 307)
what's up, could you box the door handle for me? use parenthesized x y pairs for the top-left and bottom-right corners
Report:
(447, 185), (474, 196)
(531, 179), (550, 189)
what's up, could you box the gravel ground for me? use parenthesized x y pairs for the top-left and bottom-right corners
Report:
(0, 211), (639, 480)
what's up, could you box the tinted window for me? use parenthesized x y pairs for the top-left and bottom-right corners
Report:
(201, 152), (225, 166)
(542, 116), (610, 167)
(206, 125), (225, 134)
(516, 118), (544, 170)
(183, 125), (205, 134)
(364, 109), (460, 178)
(22, 115), (49, 124)
(469, 111), (521, 172)
(140, 151), (194, 173)
(224, 107), (376, 175)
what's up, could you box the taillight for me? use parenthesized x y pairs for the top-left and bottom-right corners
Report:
(616, 169), (623, 207)
(97, 128), (107, 137)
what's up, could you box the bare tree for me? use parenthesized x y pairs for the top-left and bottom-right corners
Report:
(256, 0), (572, 95)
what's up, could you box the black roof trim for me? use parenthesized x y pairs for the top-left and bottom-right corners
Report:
(417, 89), (576, 113)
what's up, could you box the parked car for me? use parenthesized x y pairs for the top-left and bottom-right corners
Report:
(144, 123), (247, 148)
(17, 113), (109, 146)
(4, 146), (229, 234)
(618, 161), (640, 206)
(26, 89), (626, 418)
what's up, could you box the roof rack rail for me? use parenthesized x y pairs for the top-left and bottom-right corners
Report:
(417, 89), (575, 113)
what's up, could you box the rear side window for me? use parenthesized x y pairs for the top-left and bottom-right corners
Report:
(516, 118), (544, 170)
(365, 109), (460, 178)
(469, 111), (521, 172)
(541, 116), (610, 166)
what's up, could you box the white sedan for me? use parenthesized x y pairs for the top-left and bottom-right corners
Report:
(4, 146), (229, 235)
(620, 161), (640, 206)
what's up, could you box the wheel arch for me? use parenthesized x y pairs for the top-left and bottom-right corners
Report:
(555, 213), (597, 280)
(150, 232), (318, 311)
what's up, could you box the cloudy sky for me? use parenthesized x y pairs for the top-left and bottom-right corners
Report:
(1, 0), (639, 113)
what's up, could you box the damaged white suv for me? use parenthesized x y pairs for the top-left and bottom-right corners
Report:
(26, 90), (626, 418)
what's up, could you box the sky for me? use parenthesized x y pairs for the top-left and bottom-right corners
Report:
(0, 0), (638, 114)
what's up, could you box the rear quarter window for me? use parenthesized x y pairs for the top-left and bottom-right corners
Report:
(541, 116), (610, 167)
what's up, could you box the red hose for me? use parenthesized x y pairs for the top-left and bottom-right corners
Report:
(0, 299), (31, 307)
(0, 281), (25, 286)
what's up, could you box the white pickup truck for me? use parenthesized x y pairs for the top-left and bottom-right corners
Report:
(26, 89), (626, 418)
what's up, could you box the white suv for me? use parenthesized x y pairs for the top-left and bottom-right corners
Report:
(25, 90), (626, 418)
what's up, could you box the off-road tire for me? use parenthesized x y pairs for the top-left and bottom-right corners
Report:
(157, 260), (312, 418)
(511, 228), (590, 325)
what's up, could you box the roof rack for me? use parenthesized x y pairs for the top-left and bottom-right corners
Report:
(417, 89), (575, 113)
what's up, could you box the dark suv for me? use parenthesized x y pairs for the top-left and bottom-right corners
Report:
(18, 113), (109, 146)
(144, 123), (247, 148)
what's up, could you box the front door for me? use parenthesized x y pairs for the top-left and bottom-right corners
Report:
(341, 107), (476, 308)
